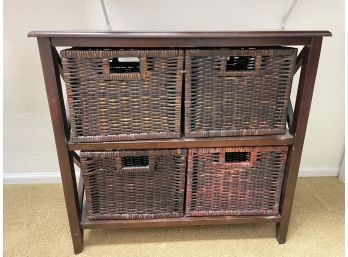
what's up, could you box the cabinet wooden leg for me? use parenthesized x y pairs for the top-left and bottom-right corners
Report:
(37, 37), (85, 254)
(275, 37), (323, 246)
(276, 221), (288, 244)
(72, 229), (84, 254)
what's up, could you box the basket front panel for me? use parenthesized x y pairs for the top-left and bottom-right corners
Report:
(62, 49), (184, 142)
(185, 48), (297, 137)
(186, 147), (288, 216)
(81, 149), (187, 220)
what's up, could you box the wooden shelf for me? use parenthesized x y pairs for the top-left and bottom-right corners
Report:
(68, 132), (294, 151)
(80, 203), (281, 229)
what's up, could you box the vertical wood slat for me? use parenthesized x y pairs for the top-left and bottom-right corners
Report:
(277, 38), (323, 243)
(72, 151), (81, 169)
(287, 101), (294, 131)
(77, 170), (84, 214)
(52, 47), (65, 81)
(37, 38), (83, 254)
(72, 151), (84, 211)
(294, 46), (305, 74)
(51, 47), (70, 134)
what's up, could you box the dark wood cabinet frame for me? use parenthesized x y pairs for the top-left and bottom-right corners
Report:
(28, 31), (331, 254)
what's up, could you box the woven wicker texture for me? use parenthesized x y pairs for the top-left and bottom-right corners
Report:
(81, 149), (187, 220)
(186, 146), (288, 216)
(61, 48), (184, 143)
(185, 47), (297, 138)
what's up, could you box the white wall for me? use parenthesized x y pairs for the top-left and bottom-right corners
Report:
(4, 0), (344, 183)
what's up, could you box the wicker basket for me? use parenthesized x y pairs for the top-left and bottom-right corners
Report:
(81, 149), (187, 220)
(185, 47), (297, 138)
(186, 146), (288, 216)
(61, 48), (184, 143)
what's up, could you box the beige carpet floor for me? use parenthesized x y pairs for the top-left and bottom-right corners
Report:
(4, 177), (344, 257)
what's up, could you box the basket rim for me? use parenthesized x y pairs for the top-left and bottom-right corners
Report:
(81, 149), (187, 158)
(186, 47), (297, 57)
(61, 48), (184, 58)
(188, 146), (289, 154)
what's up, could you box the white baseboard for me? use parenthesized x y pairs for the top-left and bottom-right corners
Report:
(298, 166), (339, 177)
(3, 166), (339, 184)
(3, 171), (80, 184)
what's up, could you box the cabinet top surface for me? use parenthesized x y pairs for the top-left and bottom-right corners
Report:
(28, 30), (332, 38)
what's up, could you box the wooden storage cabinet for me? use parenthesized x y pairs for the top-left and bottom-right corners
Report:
(29, 31), (331, 254)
